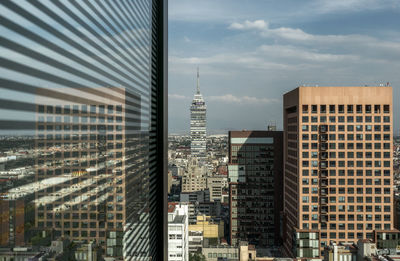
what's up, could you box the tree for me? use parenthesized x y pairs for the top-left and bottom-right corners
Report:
(189, 253), (206, 261)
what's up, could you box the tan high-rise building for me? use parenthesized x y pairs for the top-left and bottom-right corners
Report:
(283, 86), (394, 258)
(182, 158), (207, 193)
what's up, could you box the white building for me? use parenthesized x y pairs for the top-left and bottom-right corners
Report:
(168, 203), (189, 261)
(190, 68), (207, 163)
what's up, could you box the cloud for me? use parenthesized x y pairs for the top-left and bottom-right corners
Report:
(229, 20), (321, 41)
(169, 54), (296, 71)
(168, 94), (189, 100)
(183, 36), (191, 43)
(229, 20), (268, 30)
(258, 45), (360, 62)
(228, 20), (400, 60)
(207, 94), (279, 105)
(312, 0), (400, 14)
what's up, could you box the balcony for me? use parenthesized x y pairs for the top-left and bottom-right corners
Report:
(319, 125), (328, 133)
(320, 152), (328, 160)
(320, 170), (328, 178)
(320, 188), (328, 196)
(319, 134), (328, 142)
(319, 161), (328, 169)
(320, 179), (328, 187)
(320, 197), (328, 204)
(319, 143), (328, 151)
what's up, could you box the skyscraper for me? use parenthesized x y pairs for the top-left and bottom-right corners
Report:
(228, 130), (283, 248)
(190, 68), (207, 163)
(282, 86), (394, 258)
(0, 0), (167, 260)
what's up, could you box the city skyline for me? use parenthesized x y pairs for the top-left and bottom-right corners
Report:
(168, 0), (400, 135)
(1, 1), (400, 261)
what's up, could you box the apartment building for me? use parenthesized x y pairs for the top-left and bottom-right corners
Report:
(282, 86), (394, 258)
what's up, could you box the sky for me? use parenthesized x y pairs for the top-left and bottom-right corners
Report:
(168, 0), (400, 135)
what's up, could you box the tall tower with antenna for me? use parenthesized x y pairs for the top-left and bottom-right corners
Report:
(190, 67), (207, 163)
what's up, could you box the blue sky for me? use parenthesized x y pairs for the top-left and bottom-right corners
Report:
(168, 0), (400, 135)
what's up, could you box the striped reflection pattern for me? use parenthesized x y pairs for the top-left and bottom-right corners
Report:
(0, 0), (166, 260)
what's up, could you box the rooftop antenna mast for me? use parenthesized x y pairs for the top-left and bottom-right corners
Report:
(196, 66), (200, 94)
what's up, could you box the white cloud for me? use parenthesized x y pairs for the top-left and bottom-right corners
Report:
(229, 20), (318, 41)
(169, 53), (296, 71)
(228, 20), (400, 60)
(168, 94), (189, 100)
(183, 36), (191, 43)
(208, 94), (279, 105)
(229, 20), (268, 30)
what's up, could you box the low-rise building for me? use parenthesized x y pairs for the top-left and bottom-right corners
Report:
(168, 203), (189, 261)
(189, 231), (203, 253)
(189, 216), (224, 246)
(324, 243), (357, 261)
(202, 241), (257, 261)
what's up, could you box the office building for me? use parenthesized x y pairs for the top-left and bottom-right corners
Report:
(228, 130), (283, 248)
(282, 86), (394, 258)
(190, 68), (207, 162)
(0, 0), (167, 259)
(206, 175), (228, 202)
(168, 203), (189, 261)
(182, 158), (207, 193)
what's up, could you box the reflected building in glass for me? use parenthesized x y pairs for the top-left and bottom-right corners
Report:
(0, 0), (166, 260)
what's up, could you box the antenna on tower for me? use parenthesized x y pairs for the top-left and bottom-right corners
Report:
(196, 66), (200, 94)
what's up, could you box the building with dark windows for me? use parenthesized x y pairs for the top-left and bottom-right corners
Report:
(228, 130), (283, 249)
(282, 86), (394, 259)
(0, 0), (167, 260)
